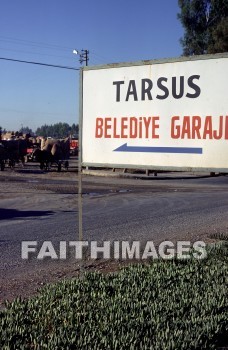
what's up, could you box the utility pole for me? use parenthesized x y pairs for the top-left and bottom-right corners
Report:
(72, 48), (89, 253)
(79, 49), (89, 66)
(73, 49), (89, 66)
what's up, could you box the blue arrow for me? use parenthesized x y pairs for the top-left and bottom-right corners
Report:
(114, 143), (203, 154)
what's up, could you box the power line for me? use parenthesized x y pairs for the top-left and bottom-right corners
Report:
(0, 57), (80, 70)
(0, 46), (76, 61)
(0, 36), (114, 65)
(0, 35), (73, 51)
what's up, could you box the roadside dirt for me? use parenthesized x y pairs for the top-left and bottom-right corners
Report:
(0, 258), (134, 308)
(0, 164), (140, 307)
(0, 162), (226, 308)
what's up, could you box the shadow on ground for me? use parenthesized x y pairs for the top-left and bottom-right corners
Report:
(0, 208), (54, 220)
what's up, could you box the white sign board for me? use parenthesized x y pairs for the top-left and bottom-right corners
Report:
(81, 54), (228, 171)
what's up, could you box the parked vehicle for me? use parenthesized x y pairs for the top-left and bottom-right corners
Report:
(70, 138), (78, 156)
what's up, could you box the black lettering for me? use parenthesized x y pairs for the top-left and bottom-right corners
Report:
(126, 80), (138, 101)
(186, 75), (201, 98)
(141, 79), (153, 100)
(113, 81), (124, 102)
(156, 77), (169, 100)
(172, 76), (184, 99)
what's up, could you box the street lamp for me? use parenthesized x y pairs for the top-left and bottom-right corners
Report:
(73, 49), (89, 66)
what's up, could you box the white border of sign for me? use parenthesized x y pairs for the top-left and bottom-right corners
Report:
(79, 53), (228, 172)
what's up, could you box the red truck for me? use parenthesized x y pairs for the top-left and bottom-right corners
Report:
(70, 139), (78, 156)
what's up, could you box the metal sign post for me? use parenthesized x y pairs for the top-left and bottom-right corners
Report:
(78, 68), (83, 244)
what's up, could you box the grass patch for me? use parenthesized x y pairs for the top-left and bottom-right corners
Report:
(0, 246), (227, 349)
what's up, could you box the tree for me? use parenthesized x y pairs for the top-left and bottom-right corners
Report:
(19, 126), (33, 135)
(0, 126), (7, 140)
(71, 123), (79, 137)
(177, 0), (228, 55)
(208, 17), (228, 52)
(35, 122), (79, 138)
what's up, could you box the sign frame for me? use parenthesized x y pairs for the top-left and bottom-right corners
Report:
(79, 53), (228, 173)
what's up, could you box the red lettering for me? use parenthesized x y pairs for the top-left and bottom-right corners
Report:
(129, 117), (138, 138)
(225, 116), (228, 139)
(95, 118), (103, 138)
(151, 117), (160, 139)
(213, 116), (223, 140)
(203, 116), (213, 139)
(171, 116), (180, 139)
(143, 117), (151, 138)
(121, 118), (128, 138)
(181, 117), (191, 139)
(104, 118), (112, 138)
(192, 116), (201, 139)
(113, 118), (120, 138)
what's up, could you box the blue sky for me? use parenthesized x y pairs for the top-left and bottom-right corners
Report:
(0, 0), (183, 132)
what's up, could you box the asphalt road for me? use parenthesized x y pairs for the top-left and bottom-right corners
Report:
(0, 166), (228, 303)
